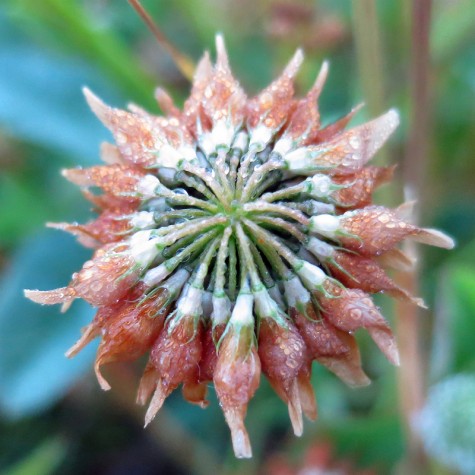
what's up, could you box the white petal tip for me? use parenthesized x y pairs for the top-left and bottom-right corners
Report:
(415, 229), (455, 249)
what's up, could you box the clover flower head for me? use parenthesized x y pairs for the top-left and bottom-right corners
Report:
(25, 35), (454, 458)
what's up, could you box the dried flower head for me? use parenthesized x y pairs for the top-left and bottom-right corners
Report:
(25, 35), (454, 458)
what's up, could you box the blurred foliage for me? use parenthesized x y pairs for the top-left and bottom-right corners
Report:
(0, 1), (474, 474)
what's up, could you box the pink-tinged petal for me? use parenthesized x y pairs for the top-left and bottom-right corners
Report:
(24, 287), (76, 306)
(199, 323), (225, 383)
(100, 142), (125, 165)
(154, 87), (182, 118)
(289, 109), (399, 174)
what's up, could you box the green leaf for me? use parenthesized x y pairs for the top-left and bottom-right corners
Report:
(0, 231), (97, 418)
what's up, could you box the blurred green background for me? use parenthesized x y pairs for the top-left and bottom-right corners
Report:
(0, 1), (474, 474)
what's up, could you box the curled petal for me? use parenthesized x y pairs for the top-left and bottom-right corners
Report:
(182, 381), (209, 408)
(296, 352), (318, 421)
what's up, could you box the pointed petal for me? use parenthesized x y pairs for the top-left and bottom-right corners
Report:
(223, 406), (252, 459)
(411, 228), (455, 249)
(144, 381), (169, 426)
(297, 363), (318, 421)
(137, 361), (159, 406)
(154, 87), (181, 117)
(65, 324), (99, 358)
(287, 379), (303, 436)
(83, 88), (162, 168)
(247, 49), (304, 130)
(24, 287), (75, 305)
(377, 248), (416, 271)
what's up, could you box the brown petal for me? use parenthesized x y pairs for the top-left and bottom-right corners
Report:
(284, 61), (328, 142)
(305, 109), (399, 174)
(92, 293), (169, 390)
(329, 250), (425, 307)
(199, 323), (226, 383)
(296, 352), (318, 421)
(201, 35), (246, 124)
(340, 206), (454, 255)
(182, 381), (209, 408)
(62, 165), (145, 197)
(144, 316), (203, 424)
(320, 285), (400, 365)
(247, 49), (303, 130)
(293, 307), (370, 387)
(69, 245), (138, 306)
(333, 166), (395, 208)
(214, 328), (261, 458)
(83, 88), (162, 168)
(258, 318), (305, 435)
